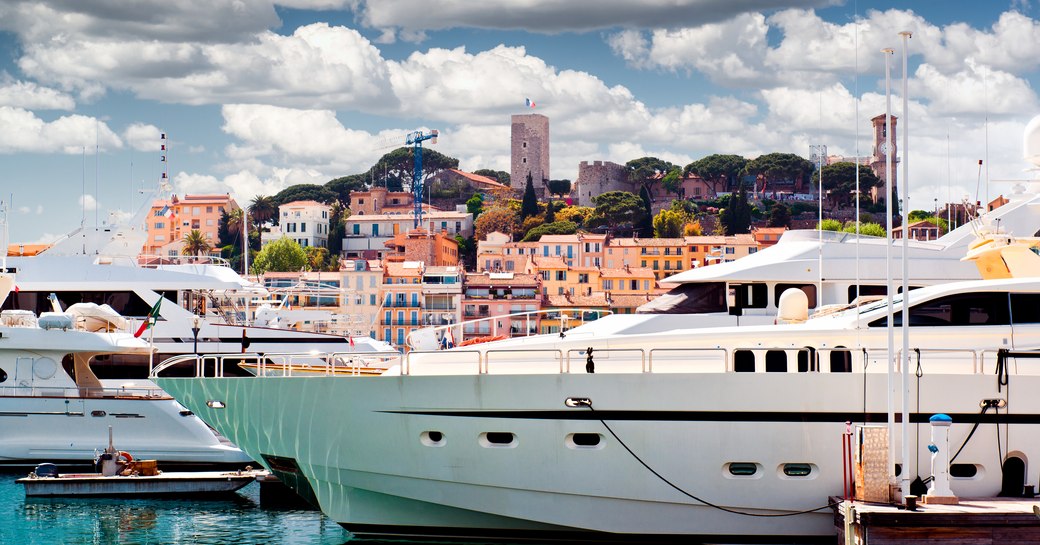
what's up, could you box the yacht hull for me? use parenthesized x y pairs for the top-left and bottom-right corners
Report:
(158, 370), (1035, 540)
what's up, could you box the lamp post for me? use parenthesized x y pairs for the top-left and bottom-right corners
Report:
(898, 29), (913, 504)
(881, 45), (897, 492)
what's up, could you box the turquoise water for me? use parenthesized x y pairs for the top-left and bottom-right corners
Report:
(0, 472), (350, 544)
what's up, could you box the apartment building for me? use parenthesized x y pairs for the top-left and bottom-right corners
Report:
(461, 272), (541, 340)
(343, 211), (473, 259)
(384, 228), (460, 267)
(143, 194), (239, 258)
(420, 266), (463, 330)
(379, 261), (424, 349)
(475, 231), (538, 272)
(262, 200), (331, 248)
(604, 238), (687, 280)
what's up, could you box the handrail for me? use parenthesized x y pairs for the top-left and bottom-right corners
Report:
(406, 307), (613, 350)
(484, 348), (563, 374)
(404, 349), (482, 375)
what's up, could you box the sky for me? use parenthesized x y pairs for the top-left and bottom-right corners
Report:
(2, 0), (1040, 244)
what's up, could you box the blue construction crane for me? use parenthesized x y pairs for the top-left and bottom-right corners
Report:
(406, 129), (439, 229)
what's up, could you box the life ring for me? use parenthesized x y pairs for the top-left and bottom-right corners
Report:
(117, 451), (133, 464)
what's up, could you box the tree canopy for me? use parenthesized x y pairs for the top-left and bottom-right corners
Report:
(474, 205), (518, 241)
(466, 193), (484, 220)
(589, 191), (645, 233)
(272, 184), (337, 207)
(810, 162), (881, 208)
(744, 153), (815, 195)
(522, 221), (578, 242)
(520, 172), (539, 220)
(547, 179), (571, 198)
(326, 174), (368, 206)
(652, 209), (684, 238)
(369, 146), (459, 195)
(251, 237), (307, 275)
(626, 156), (676, 197)
(473, 169), (510, 186)
(767, 203), (792, 228)
(720, 184), (752, 235)
(181, 229), (212, 256)
(685, 154), (748, 196)
(250, 195), (277, 227)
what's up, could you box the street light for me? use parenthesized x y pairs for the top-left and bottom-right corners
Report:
(191, 315), (201, 355)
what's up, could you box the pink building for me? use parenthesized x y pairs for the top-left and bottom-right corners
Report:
(143, 194), (239, 259)
(461, 272), (541, 340)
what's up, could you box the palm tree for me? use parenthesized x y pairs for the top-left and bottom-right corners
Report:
(225, 208), (244, 240)
(250, 195), (276, 229)
(181, 229), (212, 257)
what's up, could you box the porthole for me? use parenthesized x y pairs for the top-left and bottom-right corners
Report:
(566, 433), (603, 449)
(781, 463), (814, 477)
(91, 410), (106, 418)
(479, 432), (517, 448)
(0, 368), (6, 383)
(420, 431), (445, 447)
(951, 464), (979, 478)
(727, 462), (759, 477)
(734, 350), (755, 372)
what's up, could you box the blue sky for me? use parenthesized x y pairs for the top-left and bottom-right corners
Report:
(2, 0), (1039, 244)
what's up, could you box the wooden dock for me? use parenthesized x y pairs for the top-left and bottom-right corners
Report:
(832, 496), (1040, 544)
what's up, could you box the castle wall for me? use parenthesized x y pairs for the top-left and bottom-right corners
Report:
(573, 160), (632, 207)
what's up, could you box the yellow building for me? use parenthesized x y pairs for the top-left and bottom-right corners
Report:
(604, 238), (687, 281)
(379, 261), (424, 349)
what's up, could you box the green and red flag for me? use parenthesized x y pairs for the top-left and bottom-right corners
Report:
(134, 298), (162, 338)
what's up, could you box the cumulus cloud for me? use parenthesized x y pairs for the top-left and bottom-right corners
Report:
(123, 123), (163, 151)
(353, 0), (836, 40)
(0, 77), (75, 109)
(79, 194), (98, 211)
(0, 107), (121, 153)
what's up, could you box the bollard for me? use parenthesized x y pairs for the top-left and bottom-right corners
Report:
(924, 413), (959, 505)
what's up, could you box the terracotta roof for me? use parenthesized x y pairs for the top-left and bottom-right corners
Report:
(347, 210), (468, 220)
(464, 272), (540, 287)
(181, 194), (234, 202)
(527, 255), (569, 269)
(545, 293), (608, 308)
(538, 234), (581, 243)
(449, 169), (508, 188)
(607, 294), (656, 308)
(281, 200), (330, 208)
(385, 262), (424, 276)
(683, 234), (758, 245)
(752, 227), (788, 234)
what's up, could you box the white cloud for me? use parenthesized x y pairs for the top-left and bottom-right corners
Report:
(123, 123), (163, 152)
(0, 77), (75, 109)
(353, 0), (835, 38)
(0, 107), (122, 153)
(79, 194), (98, 211)
(17, 206), (29, 214)
(911, 62), (1039, 117)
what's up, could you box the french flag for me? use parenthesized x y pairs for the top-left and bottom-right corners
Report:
(525, 98), (536, 108)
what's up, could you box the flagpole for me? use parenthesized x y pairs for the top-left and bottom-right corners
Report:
(881, 45), (896, 492)
(148, 316), (156, 374)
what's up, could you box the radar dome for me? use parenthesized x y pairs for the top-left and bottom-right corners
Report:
(1025, 114), (1040, 168)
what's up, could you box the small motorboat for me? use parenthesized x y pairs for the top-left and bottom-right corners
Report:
(18, 427), (265, 498)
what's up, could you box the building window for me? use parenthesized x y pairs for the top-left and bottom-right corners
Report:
(155, 235), (165, 242)
(206, 206), (213, 213)
(301, 223), (306, 233)
(556, 271), (566, 281)
(192, 206), (200, 216)
(353, 224), (360, 235)
(725, 247), (735, 254)
(154, 222), (164, 229)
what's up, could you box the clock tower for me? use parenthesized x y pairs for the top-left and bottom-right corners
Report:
(869, 114), (898, 203)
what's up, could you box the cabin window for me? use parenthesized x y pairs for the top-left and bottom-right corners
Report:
(420, 431), (446, 447)
(734, 350), (755, 372)
(566, 433), (603, 449)
(731, 283), (768, 310)
(870, 292), (1011, 327)
(950, 464), (979, 478)
(775, 284), (817, 308)
(782, 463), (813, 477)
(480, 432), (517, 448)
(849, 285), (887, 303)
(2, 290), (172, 318)
(830, 348), (853, 373)
(1010, 294), (1040, 323)
(765, 350), (787, 373)
(727, 463), (758, 476)
(797, 347), (816, 372)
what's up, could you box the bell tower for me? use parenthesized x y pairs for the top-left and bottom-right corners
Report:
(869, 114), (898, 203)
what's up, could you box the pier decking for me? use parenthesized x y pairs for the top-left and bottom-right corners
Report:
(832, 497), (1040, 544)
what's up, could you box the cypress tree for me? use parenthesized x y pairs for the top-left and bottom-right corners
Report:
(520, 171), (539, 220)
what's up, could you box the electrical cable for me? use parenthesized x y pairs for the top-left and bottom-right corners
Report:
(580, 400), (839, 518)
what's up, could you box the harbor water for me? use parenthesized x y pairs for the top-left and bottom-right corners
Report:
(0, 471), (350, 544)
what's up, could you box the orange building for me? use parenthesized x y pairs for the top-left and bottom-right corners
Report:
(143, 194), (239, 258)
(384, 228), (460, 266)
(379, 261), (425, 348)
(604, 238), (686, 280)
(752, 226), (788, 248)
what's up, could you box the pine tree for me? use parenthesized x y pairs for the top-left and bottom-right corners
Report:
(520, 171), (539, 221)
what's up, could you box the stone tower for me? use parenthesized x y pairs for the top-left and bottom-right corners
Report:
(869, 114), (898, 203)
(511, 114), (550, 198)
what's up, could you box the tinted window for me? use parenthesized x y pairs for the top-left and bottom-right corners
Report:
(775, 284), (817, 308)
(2, 290), (170, 318)
(1011, 294), (1040, 324)
(849, 285), (887, 303)
(734, 350), (755, 372)
(765, 350), (787, 373)
(870, 292), (1011, 327)
(830, 348), (853, 373)
(797, 347), (815, 373)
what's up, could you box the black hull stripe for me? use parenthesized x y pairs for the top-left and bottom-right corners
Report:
(341, 522), (832, 544)
(381, 410), (1040, 425)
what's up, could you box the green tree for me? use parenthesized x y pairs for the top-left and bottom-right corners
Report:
(685, 154), (748, 196)
(520, 172), (539, 221)
(652, 209), (684, 238)
(474, 205), (519, 241)
(455, 234), (476, 270)
(638, 185), (654, 236)
(473, 169), (511, 186)
(661, 168), (684, 198)
(744, 153), (815, 196)
(809, 162), (882, 208)
(547, 179), (571, 198)
(181, 229), (212, 257)
(369, 147), (459, 197)
(589, 191), (645, 233)
(768, 203), (791, 228)
(304, 246), (330, 271)
(466, 193), (484, 220)
(250, 195), (277, 228)
(522, 221), (578, 242)
(626, 156), (676, 198)
(720, 184), (752, 235)
(556, 205), (593, 227)
(326, 174), (368, 206)
(843, 221), (886, 237)
(272, 184), (337, 208)
(545, 199), (556, 223)
(251, 237), (307, 275)
(327, 202), (346, 259)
